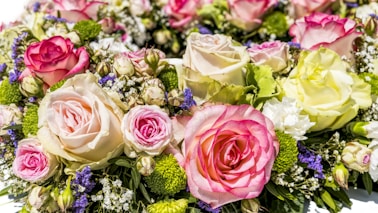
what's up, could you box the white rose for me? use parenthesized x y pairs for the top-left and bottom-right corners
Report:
(181, 33), (250, 101)
(37, 73), (124, 169)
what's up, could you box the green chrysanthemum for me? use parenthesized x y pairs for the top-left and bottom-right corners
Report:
(158, 66), (178, 92)
(273, 131), (299, 173)
(0, 78), (23, 104)
(49, 79), (66, 92)
(147, 199), (188, 213)
(22, 104), (39, 137)
(261, 11), (289, 37)
(359, 72), (378, 96)
(73, 20), (101, 41)
(144, 154), (186, 196)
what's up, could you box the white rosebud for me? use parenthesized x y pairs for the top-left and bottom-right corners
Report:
(141, 79), (166, 106)
(113, 53), (135, 77)
(136, 156), (156, 176)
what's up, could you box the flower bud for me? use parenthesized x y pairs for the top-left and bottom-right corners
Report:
(96, 61), (112, 77)
(347, 121), (369, 137)
(65, 32), (81, 45)
(57, 179), (74, 212)
(141, 79), (166, 106)
(99, 17), (116, 34)
(241, 198), (260, 213)
(364, 16), (377, 37)
(171, 39), (181, 54)
(136, 156), (156, 176)
(341, 142), (371, 173)
(113, 53), (135, 77)
(28, 186), (49, 210)
(142, 18), (156, 29)
(332, 163), (349, 189)
(145, 49), (161, 72)
(153, 30), (172, 45)
(19, 76), (44, 97)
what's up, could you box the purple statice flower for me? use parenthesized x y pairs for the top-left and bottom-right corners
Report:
(72, 194), (88, 213)
(180, 88), (196, 110)
(9, 70), (21, 83)
(297, 142), (325, 179)
(98, 74), (116, 87)
(72, 166), (95, 213)
(198, 25), (212, 35)
(28, 97), (38, 103)
(32, 2), (41, 12)
(345, 2), (359, 8)
(72, 166), (96, 194)
(44, 15), (67, 23)
(244, 40), (252, 48)
(198, 200), (222, 213)
(0, 63), (7, 73)
(288, 41), (301, 49)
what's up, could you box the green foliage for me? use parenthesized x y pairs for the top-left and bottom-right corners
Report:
(49, 79), (66, 92)
(144, 154), (187, 196)
(358, 72), (378, 96)
(73, 20), (101, 41)
(261, 11), (289, 37)
(147, 199), (188, 213)
(158, 66), (178, 91)
(273, 131), (299, 173)
(22, 104), (39, 137)
(0, 78), (23, 104)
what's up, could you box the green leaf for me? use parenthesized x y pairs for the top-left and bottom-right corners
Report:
(108, 157), (132, 168)
(208, 84), (246, 104)
(266, 182), (285, 201)
(131, 167), (141, 190)
(0, 186), (10, 196)
(139, 183), (152, 204)
(320, 190), (337, 211)
(326, 187), (352, 208)
(362, 172), (373, 194)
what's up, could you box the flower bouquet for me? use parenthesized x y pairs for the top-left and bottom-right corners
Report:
(1, 0), (378, 213)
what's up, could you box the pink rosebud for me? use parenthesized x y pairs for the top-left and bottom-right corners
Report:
(164, 0), (209, 28)
(20, 36), (90, 87)
(248, 41), (290, 72)
(121, 105), (173, 158)
(289, 12), (362, 58)
(53, 0), (106, 22)
(227, 0), (278, 31)
(13, 138), (58, 182)
(183, 104), (279, 208)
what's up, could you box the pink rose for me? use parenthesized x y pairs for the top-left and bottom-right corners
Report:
(290, 0), (336, 18)
(164, 0), (209, 28)
(20, 36), (90, 87)
(121, 105), (173, 157)
(248, 41), (290, 72)
(227, 0), (278, 31)
(53, 0), (106, 22)
(183, 104), (279, 208)
(13, 138), (58, 182)
(289, 13), (362, 58)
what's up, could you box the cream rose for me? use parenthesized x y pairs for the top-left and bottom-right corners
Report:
(280, 48), (372, 132)
(181, 33), (250, 101)
(37, 73), (124, 169)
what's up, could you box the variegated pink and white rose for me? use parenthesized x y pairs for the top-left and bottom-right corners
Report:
(53, 0), (106, 22)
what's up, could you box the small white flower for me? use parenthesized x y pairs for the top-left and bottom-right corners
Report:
(262, 97), (315, 140)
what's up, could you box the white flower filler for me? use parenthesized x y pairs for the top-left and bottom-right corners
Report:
(262, 97), (314, 140)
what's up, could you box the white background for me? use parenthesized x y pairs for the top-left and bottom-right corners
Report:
(0, 0), (378, 212)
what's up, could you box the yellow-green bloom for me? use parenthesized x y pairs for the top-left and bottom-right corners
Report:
(147, 199), (188, 213)
(280, 47), (372, 132)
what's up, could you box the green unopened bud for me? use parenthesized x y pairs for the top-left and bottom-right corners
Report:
(145, 50), (161, 72)
(364, 16), (377, 37)
(153, 30), (172, 45)
(341, 142), (371, 173)
(171, 39), (180, 54)
(241, 199), (260, 213)
(136, 156), (156, 176)
(96, 61), (112, 77)
(57, 178), (74, 211)
(113, 53), (135, 77)
(141, 18), (156, 30)
(332, 163), (349, 189)
(141, 79), (166, 106)
(347, 122), (369, 137)
(19, 76), (44, 97)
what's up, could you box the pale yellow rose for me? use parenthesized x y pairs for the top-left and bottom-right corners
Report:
(37, 73), (124, 169)
(181, 33), (250, 101)
(280, 48), (371, 132)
